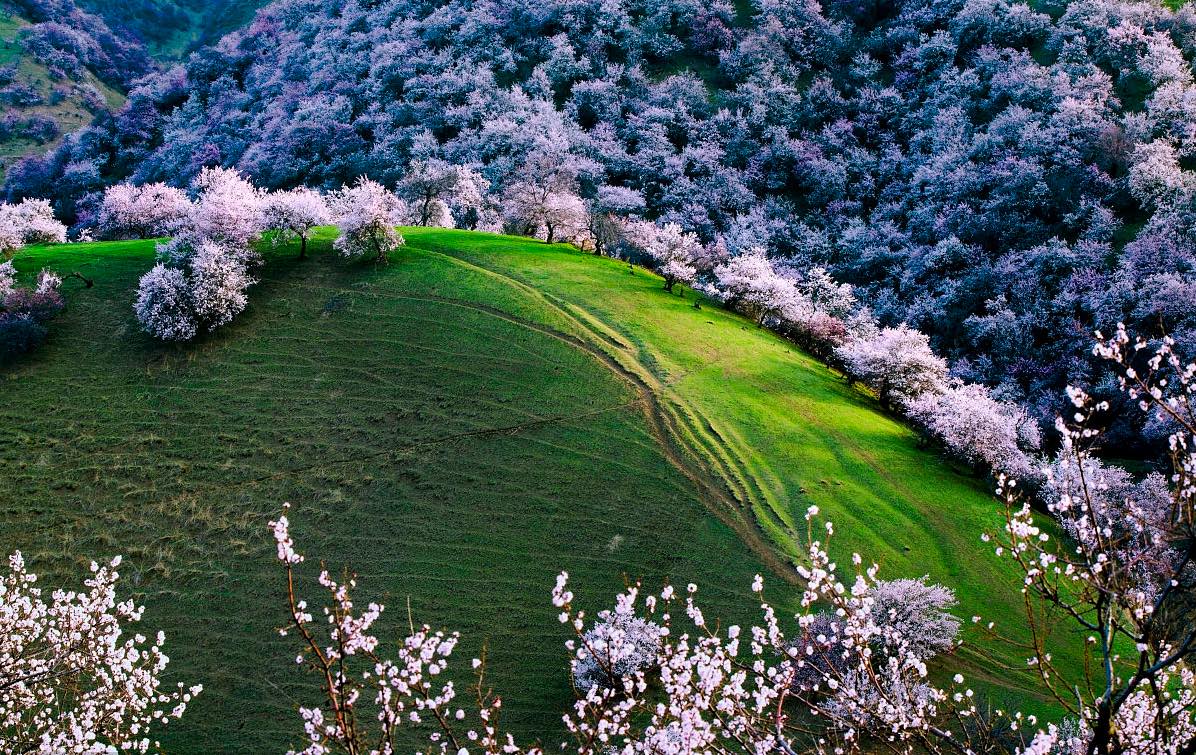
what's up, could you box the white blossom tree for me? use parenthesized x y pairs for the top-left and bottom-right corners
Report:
(97, 184), (192, 240)
(397, 159), (492, 229)
(134, 169), (265, 342)
(185, 167), (264, 251)
(0, 199), (67, 258)
(329, 178), (406, 264)
(625, 220), (701, 293)
(187, 240), (253, 330)
(0, 552), (201, 752)
(570, 611), (662, 693)
(908, 381), (1042, 480)
(263, 188), (329, 259)
(836, 325), (949, 408)
(713, 248), (803, 325)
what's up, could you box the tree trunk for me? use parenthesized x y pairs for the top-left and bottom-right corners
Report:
(300, 235), (308, 259)
(664, 278), (674, 293)
(545, 224), (555, 244)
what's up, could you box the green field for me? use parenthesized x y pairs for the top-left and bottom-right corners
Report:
(1, 229), (1064, 751)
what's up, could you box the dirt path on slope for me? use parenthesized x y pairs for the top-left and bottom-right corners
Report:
(402, 246), (800, 584)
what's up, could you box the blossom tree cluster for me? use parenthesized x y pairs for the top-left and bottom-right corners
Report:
(0, 199), (67, 258)
(97, 183), (192, 240)
(618, 217), (1044, 482)
(133, 167), (264, 341)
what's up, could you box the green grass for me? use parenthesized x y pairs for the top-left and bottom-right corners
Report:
(1, 229), (1072, 752)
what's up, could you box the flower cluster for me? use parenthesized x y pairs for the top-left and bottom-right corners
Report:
(0, 552), (200, 753)
(0, 199), (67, 258)
(0, 260), (64, 363)
(270, 505), (520, 755)
(97, 183), (192, 240)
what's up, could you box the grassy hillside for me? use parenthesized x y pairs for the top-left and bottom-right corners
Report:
(1, 229), (1064, 752)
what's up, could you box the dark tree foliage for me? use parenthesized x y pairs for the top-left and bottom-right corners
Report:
(9, 0), (1196, 450)
(0, 287), (64, 364)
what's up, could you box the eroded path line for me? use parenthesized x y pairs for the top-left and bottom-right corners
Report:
(402, 245), (799, 584)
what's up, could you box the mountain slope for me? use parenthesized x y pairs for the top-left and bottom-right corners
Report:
(0, 229), (1062, 751)
(76, 0), (271, 57)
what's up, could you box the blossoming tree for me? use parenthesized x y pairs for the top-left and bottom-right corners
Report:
(97, 183), (192, 240)
(625, 221), (702, 294)
(329, 178), (406, 264)
(0, 552), (201, 752)
(263, 188), (329, 259)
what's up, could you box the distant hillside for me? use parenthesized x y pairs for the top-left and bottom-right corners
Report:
(0, 0), (269, 180)
(76, 0), (271, 58)
(0, 4), (134, 180)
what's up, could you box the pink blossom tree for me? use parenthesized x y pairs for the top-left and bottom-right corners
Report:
(397, 160), (492, 229)
(97, 183), (192, 240)
(713, 249), (803, 325)
(183, 167), (264, 251)
(836, 325), (949, 408)
(329, 178), (406, 264)
(908, 381), (1042, 480)
(625, 220), (701, 293)
(0, 199), (67, 258)
(263, 188), (329, 259)
(0, 552), (201, 752)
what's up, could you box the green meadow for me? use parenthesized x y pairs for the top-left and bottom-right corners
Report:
(0, 228), (1065, 752)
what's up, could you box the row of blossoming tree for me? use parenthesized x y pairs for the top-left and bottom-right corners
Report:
(106, 160), (1049, 490)
(4, 327), (1191, 752)
(118, 159), (603, 342)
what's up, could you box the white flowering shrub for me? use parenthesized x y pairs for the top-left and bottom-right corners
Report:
(134, 264), (198, 342)
(0, 552), (201, 752)
(570, 610), (663, 693)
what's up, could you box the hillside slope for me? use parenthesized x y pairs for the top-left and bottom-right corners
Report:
(76, 0), (271, 57)
(0, 6), (128, 179)
(0, 229), (1058, 752)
